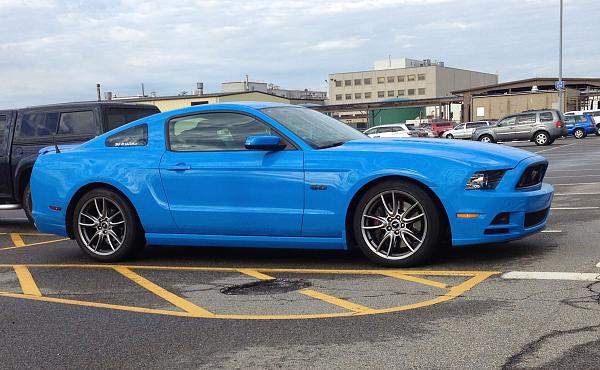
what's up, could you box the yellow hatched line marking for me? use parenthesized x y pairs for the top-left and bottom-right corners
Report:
(299, 288), (372, 313)
(379, 271), (449, 289)
(237, 269), (276, 280)
(10, 233), (24, 247)
(0, 238), (70, 251)
(13, 266), (42, 296)
(113, 266), (214, 317)
(238, 268), (372, 313)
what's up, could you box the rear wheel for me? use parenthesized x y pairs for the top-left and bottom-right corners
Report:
(352, 180), (440, 267)
(73, 188), (144, 262)
(574, 128), (585, 139)
(22, 183), (33, 224)
(534, 131), (550, 146)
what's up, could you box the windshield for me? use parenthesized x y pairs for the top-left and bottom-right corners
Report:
(262, 107), (366, 149)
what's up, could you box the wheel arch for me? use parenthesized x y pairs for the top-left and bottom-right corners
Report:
(531, 129), (550, 141)
(344, 175), (451, 248)
(65, 182), (143, 239)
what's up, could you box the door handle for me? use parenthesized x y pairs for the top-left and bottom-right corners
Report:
(164, 163), (191, 171)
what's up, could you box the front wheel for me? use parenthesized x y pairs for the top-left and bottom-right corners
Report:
(478, 135), (494, 143)
(445, 134), (454, 139)
(73, 188), (145, 262)
(352, 180), (440, 267)
(596, 126), (600, 136)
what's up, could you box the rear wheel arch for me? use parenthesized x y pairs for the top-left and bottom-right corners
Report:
(66, 183), (143, 239)
(345, 175), (451, 249)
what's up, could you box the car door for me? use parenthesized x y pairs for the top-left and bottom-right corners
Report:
(0, 112), (12, 197)
(495, 116), (516, 141)
(454, 123), (467, 138)
(159, 111), (304, 236)
(514, 113), (537, 140)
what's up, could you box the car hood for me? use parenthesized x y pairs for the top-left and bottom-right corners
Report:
(331, 138), (540, 169)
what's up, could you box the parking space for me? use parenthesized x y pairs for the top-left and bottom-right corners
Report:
(0, 138), (599, 369)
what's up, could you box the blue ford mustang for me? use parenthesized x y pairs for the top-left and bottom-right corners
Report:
(31, 102), (554, 266)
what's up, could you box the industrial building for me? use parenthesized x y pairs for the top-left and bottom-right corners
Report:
(328, 58), (498, 104)
(221, 80), (327, 101)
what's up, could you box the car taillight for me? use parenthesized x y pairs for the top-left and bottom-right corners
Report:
(555, 120), (563, 128)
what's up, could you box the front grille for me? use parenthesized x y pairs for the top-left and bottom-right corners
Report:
(516, 163), (547, 189)
(524, 208), (549, 228)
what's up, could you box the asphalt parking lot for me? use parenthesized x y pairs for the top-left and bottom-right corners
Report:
(1, 137), (599, 370)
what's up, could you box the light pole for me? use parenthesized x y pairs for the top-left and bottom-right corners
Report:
(558, 0), (563, 111)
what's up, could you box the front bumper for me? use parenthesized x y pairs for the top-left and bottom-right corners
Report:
(440, 156), (554, 246)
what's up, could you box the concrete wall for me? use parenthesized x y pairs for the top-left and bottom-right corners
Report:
(470, 90), (579, 120)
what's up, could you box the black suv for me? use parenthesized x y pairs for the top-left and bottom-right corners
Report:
(0, 102), (160, 222)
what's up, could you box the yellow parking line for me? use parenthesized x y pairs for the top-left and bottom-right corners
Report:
(10, 233), (24, 247)
(113, 266), (214, 317)
(299, 288), (372, 313)
(0, 238), (70, 251)
(379, 271), (448, 289)
(238, 268), (276, 280)
(13, 266), (42, 296)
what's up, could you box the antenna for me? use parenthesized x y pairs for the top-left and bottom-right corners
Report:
(52, 136), (61, 153)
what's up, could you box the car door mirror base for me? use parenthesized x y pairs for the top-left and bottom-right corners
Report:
(244, 135), (286, 151)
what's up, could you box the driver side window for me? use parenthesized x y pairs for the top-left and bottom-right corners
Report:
(168, 112), (282, 152)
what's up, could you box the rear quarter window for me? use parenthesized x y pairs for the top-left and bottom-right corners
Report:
(539, 112), (554, 122)
(105, 124), (148, 147)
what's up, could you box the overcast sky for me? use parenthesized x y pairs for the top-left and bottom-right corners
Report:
(1, 0), (598, 108)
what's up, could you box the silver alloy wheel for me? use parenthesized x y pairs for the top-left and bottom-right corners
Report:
(535, 133), (548, 145)
(360, 190), (428, 260)
(77, 197), (127, 256)
(480, 136), (491, 143)
(574, 129), (584, 139)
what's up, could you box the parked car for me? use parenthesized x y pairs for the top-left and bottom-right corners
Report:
(363, 124), (413, 138)
(444, 121), (493, 139)
(405, 123), (436, 138)
(564, 109), (600, 135)
(564, 113), (596, 139)
(429, 120), (455, 137)
(31, 102), (553, 267)
(0, 102), (160, 222)
(472, 109), (567, 146)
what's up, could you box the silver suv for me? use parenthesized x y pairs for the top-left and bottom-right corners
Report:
(472, 109), (567, 146)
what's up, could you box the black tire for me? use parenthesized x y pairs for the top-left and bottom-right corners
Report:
(22, 183), (34, 224)
(574, 128), (585, 139)
(351, 180), (441, 267)
(596, 126), (600, 136)
(72, 188), (145, 262)
(534, 131), (550, 146)
(478, 134), (495, 143)
(445, 134), (454, 139)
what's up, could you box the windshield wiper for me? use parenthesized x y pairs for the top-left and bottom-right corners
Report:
(319, 141), (346, 149)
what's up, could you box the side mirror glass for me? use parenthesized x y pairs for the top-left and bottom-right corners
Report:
(244, 135), (285, 151)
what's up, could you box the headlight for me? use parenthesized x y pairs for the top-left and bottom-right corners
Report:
(465, 170), (507, 190)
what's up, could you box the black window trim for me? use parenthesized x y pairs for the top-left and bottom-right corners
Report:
(164, 110), (300, 153)
(105, 123), (149, 148)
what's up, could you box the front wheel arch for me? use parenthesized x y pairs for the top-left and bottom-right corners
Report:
(66, 183), (143, 239)
(345, 175), (451, 250)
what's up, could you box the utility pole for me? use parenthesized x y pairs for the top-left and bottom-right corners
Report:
(558, 0), (563, 111)
(96, 84), (101, 101)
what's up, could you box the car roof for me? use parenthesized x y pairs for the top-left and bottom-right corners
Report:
(17, 101), (159, 112)
(367, 123), (407, 128)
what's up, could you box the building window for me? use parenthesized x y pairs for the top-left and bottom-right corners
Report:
(364, 78), (372, 85)
(344, 80), (352, 86)
(355, 93), (362, 99)
(398, 75), (405, 82)
(335, 80), (342, 87)
(377, 91), (385, 98)
(335, 94), (342, 100)
(398, 90), (405, 96)
(387, 76), (394, 83)
(407, 75), (416, 82)
(377, 77), (385, 84)
(364, 92), (372, 99)
(408, 89), (415, 96)
(387, 90), (394, 97)
(345, 94), (352, 100)
(418, 88), (426, 95)
(354, 79), (362, 85)
(418, 74), (426, 81)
